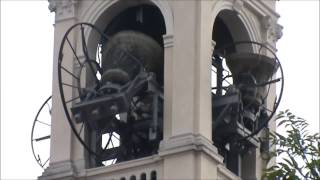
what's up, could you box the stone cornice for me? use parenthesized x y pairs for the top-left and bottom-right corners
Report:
(244, 0), (280, 19)
(39, 160), (75, 180)
(84, 155), (161, 177)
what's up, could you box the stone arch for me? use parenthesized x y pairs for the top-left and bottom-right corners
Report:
(75, 1), (173, 166)
(210, 0), (261, 45)
(80, 0), (174, 75)
(210, 1), (266, 178)
(80, 0), (173, 87)
(81, 0), (173, 36)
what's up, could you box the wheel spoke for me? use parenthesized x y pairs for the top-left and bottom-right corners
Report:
(103, 133), (113, 150)
(79, 123), (84, 135)
(60, 65), (79, 80)
(80, 25), (100, 85)
(42, 157), (50, 167)
(211, 86), (229, 90)
(222, 77), (232, 86)
(261, 105), (273, 113)
(62, 82), (80, 89)
(66, 37), (82, 66)
(46, 102), (52, 115)
(34, 135), (51, 142)
(211, 67), (217, 74)
(36, 120), (51, 126)
(80, 25), (89, 60)
(110, 138), (114, 148)
(112, 134), (120, 141)
(65, 95), (80, 104)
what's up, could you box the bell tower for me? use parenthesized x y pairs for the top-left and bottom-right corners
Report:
(40, 0), (283, 179)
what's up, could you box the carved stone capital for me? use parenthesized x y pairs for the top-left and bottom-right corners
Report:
(48, 0), (57, 12)
(261, 15), (272, 30)
(267, 22), (283, 43)
(273, 23), (283, 41)
(48, 0), (78, 21)
(261, 16), (283, 43)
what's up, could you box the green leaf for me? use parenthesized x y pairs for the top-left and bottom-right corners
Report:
(263, 111), (320, 180)
(278, 119), (289, 127)
(283, 157), (294, 167)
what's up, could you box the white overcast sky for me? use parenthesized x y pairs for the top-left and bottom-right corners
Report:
(1, 1), (319, 179)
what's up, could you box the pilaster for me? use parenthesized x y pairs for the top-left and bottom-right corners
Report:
(159, 1), (223, 179)
(48, 0), (78, 22)
(40, 1), (81, 179)
(39, 160), (75, 180)
(163, 34), (174, 140)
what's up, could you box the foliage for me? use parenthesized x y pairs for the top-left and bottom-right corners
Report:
(263, 110), (320, 180)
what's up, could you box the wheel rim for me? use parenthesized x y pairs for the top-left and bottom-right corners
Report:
(57, 23), (115, 161)
(211, 41), (284, 140)
(31, 96), (52, 169)
(57, 23), (164, 166)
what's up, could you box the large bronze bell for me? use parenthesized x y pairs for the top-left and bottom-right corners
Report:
(226, 53), (278, 104)
(101, 31), (164, 86)
(226, 53), (277, 86)
(225, 53), (278, 130)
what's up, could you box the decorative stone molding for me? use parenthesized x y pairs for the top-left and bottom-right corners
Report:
(72, 158), (86, 177)
(159, 133), (224, 163)
(39, 160), (76, 180)
(84, 155), (161, 178)
(232, 0), (244, 13)
(48, 0), (57, 12)
(218, 164), (242, 180)
(273, 23), (283, 42)
(48, 0), (78, 21)
(266, 22), (283, 43)
(261, 15), (272, 31)
(244, 0), (279, 20)
(261, 15), (283, 43)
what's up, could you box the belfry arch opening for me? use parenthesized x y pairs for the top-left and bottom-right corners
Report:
(211, 10), (257, 177)
(211, 10), (253, 98)
(212, 10), (252, 53)
(83, 3), (166, 168)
